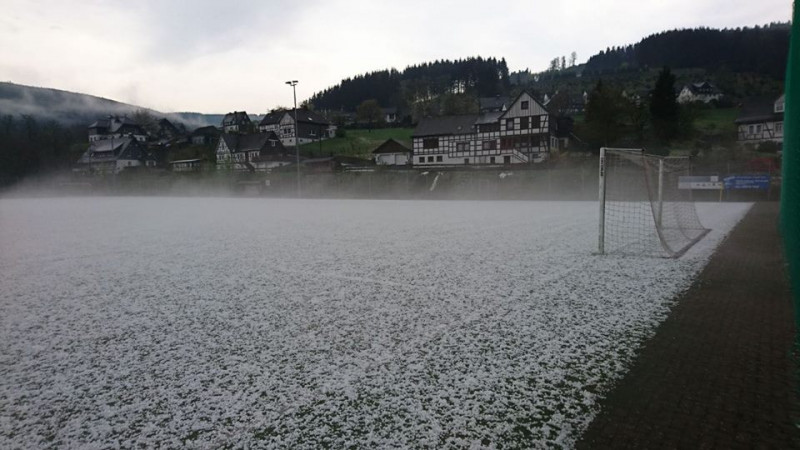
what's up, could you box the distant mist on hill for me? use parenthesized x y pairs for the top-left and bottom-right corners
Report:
(0, 82), (225, 130)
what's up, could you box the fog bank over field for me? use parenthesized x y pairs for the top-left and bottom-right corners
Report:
(1, 162), (606, 202)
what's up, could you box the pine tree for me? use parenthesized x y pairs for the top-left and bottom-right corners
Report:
(649, 66), (679, 143)
(584, 80), (625, 148)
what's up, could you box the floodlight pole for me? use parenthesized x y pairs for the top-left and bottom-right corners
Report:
(286, 80), (300, 197)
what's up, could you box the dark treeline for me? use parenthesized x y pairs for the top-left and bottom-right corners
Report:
(0, 114), (86, 183)
(309, 57), (511, 112)
(585, 23), (790, 78)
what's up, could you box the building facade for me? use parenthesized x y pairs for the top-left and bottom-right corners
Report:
(75, 137), (154, 174)
(372, 139), (412, 166)
(222, 111), (252, 133)
(87, 116), (148, 142)
(258, 109), (336, 146)
(215, 132), (295, 171)
(735, 94), (784, 147)
(677, 82), (723, 104)
(412, 92), (550, 167)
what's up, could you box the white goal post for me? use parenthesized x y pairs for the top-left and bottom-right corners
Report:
(598, 147), (710, 258)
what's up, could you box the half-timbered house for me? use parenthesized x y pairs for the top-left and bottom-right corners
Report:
(222, 111), (252, 133)
(215, 131), (295, 171)
(677, 82), (723, 104)
(88, 116), (148, 142)
(412, 92), (550, 166)
(75, 137), (155, 174)
(258, 109), (336, 146)
(735, 94), (784, 147)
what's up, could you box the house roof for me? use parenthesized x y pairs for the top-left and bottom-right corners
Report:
(88, 139), (125, 153)
(78, 137), (146, 163)
(88, 116), (145, 135)
(220, 131), (287, 154)
(479, 96), (510, 111)
(735, 95), (783, 124)
(412, 91), (547, 138)
(412, 114), (478, 137)
(372, 138), (411, 154)
(499, 91), (548, 119)
(222, 111), (251, 127)
(684, 81), (721, 95)
(191, 125), (220, 136)
(158, 118), (179, 131)
(259, 109), (331, 126)
(259, 110), (284, 126)
(474, 111), (504, 125)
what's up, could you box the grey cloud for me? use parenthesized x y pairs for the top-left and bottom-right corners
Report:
(135, 0), (319, 61)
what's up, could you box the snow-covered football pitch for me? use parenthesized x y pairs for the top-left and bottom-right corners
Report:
(0, 198), (751, 448)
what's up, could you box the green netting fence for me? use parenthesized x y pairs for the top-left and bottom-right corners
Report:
(783, 3), (800, 346)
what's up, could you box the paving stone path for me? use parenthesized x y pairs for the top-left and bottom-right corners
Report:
(578, 202), (800, 449)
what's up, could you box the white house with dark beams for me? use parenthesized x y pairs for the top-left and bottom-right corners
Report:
(215, 131), (295, 172)
(75, 137), (154, 174)
(412, 92), (550, 166)
(258, 109), (337, 146)
(734, 94), (784, 147)
(222, 111), (252, 133)
(677, 82), (723, 104)
(88, 116), (148, 142)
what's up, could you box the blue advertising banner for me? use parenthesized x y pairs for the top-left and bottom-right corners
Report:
(723, 175), (771, 190)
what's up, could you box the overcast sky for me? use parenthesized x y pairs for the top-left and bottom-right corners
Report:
(0, 0), (793, 114)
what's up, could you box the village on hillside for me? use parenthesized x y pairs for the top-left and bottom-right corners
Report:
(73, 83), (785, 183)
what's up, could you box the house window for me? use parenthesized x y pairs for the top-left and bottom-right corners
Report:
(490, 156), (496, 164)
(482, 140), (497, 150)
(310, 129), (316, 136)
(423, 138), (439, 149)
(776, 122), (783, 133)
(419, 157), (424, 163)
(427, 156), (434, 162)
(520, 116), (529, 129)
(464, 158), (470, 164)
(506, 119), (515, 130)
(504, 155), (511, 164)
(456, 142), (468, 151)
(436, 155), (443, 162)
(521, 101), (529, 110)
(531, 116), (541, 128)
(756, 124), (762, 133)
(748, 125), (754, 135)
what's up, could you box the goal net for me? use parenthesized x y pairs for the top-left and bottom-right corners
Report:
(598, 148), (710, 257)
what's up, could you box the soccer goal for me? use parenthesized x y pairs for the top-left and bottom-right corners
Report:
(598, 147), (710, 257)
